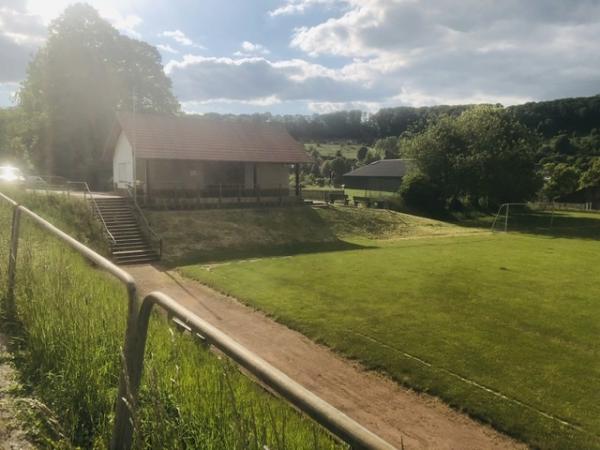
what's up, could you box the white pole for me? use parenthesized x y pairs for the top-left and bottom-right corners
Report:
(504, 203), (509, 232)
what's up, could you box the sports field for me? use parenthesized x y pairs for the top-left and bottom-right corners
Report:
(180, 210), (600, 449)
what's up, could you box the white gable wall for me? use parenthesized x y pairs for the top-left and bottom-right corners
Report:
(113, 131), (134, 189)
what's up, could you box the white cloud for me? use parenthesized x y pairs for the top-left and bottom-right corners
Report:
(269, 0), (344, 17)
(308, 100), (382, 114)
(22, 0), (144, 37)
(159, 29), (204, 48)
(101, 9), (142, 38)
(287, 0), (600, 104)
(0, 5), (45, 83)
(157, 43), (179, 54)
(165, 54), (393, 106)
(234, 40), (270, 57)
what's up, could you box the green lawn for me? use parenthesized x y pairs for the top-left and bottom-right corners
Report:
(180, 212), (600, 449)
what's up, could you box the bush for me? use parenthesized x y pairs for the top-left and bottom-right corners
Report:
(399, 172), (443, 212)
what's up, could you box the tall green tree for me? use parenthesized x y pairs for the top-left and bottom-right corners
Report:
(542, 163), (581, 199)
(373, 136), (400, 159)
(579, 158), (600, 189)
(0, 107), (29, 166)
(402, 106), (541, 208)
(18, 3), (179, 185)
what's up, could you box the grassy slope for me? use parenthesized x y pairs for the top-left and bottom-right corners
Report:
(148, 205), (476, 266)
(179, 210), (600, 449)
(0, 188), (107, 252)
(0, 193), (343, 449)
(304, 142), (367, 159)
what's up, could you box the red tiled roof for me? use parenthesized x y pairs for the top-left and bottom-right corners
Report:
(108, 112), (312, 164)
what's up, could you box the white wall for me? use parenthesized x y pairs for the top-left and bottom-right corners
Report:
(113, 131), (134, 189)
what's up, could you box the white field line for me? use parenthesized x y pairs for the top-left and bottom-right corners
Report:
(351, 330), (597, 439)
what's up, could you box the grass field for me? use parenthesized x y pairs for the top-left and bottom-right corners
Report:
(0, 192), (344, 449)
(179, 209), (600, 449)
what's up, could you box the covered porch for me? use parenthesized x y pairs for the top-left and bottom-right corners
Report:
(129, 159), (302, 208)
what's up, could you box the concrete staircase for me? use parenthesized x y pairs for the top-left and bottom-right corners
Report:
(94, 197), (160, 264)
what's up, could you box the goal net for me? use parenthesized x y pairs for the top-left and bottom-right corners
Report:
(491, 202), (600, 238)
(490, 203), (554, 233)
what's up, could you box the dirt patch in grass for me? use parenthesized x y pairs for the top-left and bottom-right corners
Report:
(0, 333), (35, 449)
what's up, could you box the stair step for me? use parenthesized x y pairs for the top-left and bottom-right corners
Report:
(106, 222), (138, 227)
(113, 249), (156, 255)
(114, 246), (152, 253)
(106, 224), (138, 228)
(89, 197), (160, 264)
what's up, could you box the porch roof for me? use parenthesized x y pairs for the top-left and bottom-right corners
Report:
(106, 112), (312, 164)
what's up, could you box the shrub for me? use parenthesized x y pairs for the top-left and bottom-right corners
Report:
(399, 172), (444, 212)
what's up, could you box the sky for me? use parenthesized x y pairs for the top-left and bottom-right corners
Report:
(1, 0), (600, 115)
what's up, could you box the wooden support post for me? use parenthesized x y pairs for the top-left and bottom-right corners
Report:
(295, 164), (300, 197)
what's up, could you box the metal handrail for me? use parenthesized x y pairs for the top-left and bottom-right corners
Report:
(1, 190), (397, 450)
(66, 181), (116, 245)
(124, 291), (397, 450)
(125, 185), (162, 256)
(0, 193), (140, 450)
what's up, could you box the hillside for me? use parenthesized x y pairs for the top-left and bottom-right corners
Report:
(147, 205), (478, 266)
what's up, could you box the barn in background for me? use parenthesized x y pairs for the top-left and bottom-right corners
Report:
(343, 159), (414, 206)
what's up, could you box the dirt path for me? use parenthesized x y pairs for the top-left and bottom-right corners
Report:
(0, 333), (35, 450)
(127, 264), (525, 450)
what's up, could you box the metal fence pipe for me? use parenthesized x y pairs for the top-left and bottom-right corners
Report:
(9, 205), (141, 450)
(5, 205), (21, 316)
(133, 291), (397, 450)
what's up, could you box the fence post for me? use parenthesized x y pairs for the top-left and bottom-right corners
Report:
(110, 283), (142, 450)
(6, 206), (21, 315)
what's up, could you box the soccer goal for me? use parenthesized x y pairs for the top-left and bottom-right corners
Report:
(490, 202), (556, 233)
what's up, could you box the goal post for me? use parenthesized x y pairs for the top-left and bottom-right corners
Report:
(490, 202), (556, 233)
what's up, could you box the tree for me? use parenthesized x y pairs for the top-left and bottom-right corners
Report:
(399, 171), (443, 211)
(542, 163), (580, 199)
(0, 108), (29, 166)
(357, 146), (369, 161)
(579, 158), (600, 189)
(403, 106), (541, 208)
(553, 134), (573, 155)
(374, 136), (399, 159)
(329, 156), (350, 185)
(18, 4), (179, 185)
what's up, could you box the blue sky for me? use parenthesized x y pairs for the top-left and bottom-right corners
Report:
(1, 0), (600, 114)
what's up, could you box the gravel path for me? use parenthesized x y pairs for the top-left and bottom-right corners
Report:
(127, 264), (526, 450)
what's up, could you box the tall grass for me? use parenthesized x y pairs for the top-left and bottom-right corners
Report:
(0, 194), (345, 449)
